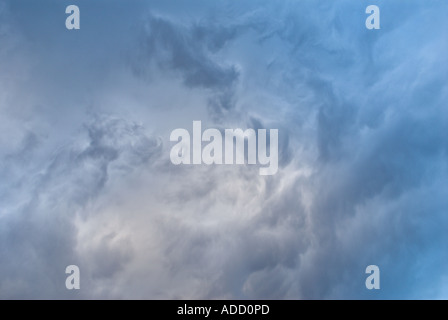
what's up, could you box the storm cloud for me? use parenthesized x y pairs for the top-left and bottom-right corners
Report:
(0, 0), (447, 299)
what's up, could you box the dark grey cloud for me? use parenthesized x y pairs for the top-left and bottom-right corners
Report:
(134, 14), (246, 123)
(136, 15), (239, 90)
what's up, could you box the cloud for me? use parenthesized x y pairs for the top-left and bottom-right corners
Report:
(0, 115), (161, 298)
(0, 0), (446, 299)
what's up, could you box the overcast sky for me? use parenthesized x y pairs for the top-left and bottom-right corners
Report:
(0, 0), (447, 299)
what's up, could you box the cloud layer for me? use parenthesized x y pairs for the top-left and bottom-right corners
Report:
(0, 0), (447, 299)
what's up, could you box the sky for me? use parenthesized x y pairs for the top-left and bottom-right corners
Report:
(0, 0), (447, 299)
